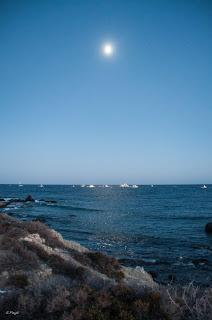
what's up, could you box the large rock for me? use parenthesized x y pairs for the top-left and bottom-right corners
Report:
(24, 195), (35, 202)
(205, 223), (212, 234)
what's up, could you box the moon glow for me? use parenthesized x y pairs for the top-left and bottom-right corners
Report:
(102, 43), (114, 57)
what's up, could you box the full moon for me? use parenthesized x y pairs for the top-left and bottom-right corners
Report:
(102, 43), (114, 56)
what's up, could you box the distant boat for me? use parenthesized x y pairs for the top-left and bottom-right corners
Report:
(201, 185), (207, 189)
(120, 183), (130, 188)
(104, 184), (110, 188)
(40, 184), (44, 188)
(18, 182), (23, 187)
(87, 185), (95, 188)
(151, 184), (154, 187)
(72, 185), (75, 187)
(81, 185), (85, 188)
(132, 185), (138, 188)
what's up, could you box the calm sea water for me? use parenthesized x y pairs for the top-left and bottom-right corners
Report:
(0, 184), (212, 286)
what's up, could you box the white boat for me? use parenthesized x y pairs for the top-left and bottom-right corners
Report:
(120, 183), (130, 188)
(132, 184), (138, 188)
(87, 184), (95, 188)
(104, 184), (110, 188)
(40, 184), (44, 188)
(81, 185), (85, 188)
(18, 182), (23, 187)
(72, 185), (75, 187)
(201, 185), (207, 189)
(151, 184), (154, 187)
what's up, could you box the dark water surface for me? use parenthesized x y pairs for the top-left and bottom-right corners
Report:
(0, 184), (212, 286)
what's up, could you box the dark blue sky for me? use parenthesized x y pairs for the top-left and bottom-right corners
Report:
(0, 0), (211, 184)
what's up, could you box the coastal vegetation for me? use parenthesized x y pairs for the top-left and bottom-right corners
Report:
(0, 213), (211, 320)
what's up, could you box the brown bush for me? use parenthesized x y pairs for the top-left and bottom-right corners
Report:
(46, 286), (71, 313)
(48, 254), (85, 280)
(111, 283), (136, 301)
(23, 240), (51, 262)
(86, 252), (124, 280)
(0, 251), (23, 273)
(7, 273), (29, 288)
(12, 242), (40, 269)
(0, 221), (12, 234)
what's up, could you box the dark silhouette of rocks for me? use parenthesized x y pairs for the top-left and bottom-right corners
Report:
(24, 195), (35, 202)
(0, 196), (57, 209)
(205, 223), (212, 234)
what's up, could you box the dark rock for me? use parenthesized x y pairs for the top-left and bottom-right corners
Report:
(192, 258), (209, 266)
(205, 223), (212, 234)
(24, 195), (35, 202)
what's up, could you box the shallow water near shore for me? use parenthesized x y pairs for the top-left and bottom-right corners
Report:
(0, 184), (212, 286)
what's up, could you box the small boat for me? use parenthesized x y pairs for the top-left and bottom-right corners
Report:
(81, 185), (85, 188)
(151, 184), (154, 187)
(120, 183), (130, 188)
(18, 182), (23, 187)
(132, 185), (138, 188)
(40, 184), (44, 188)
(104, 184), (110, 188)
(87, 184), (95, 188)
(201, 185), (207, 189)
(72, 185), (75, 187)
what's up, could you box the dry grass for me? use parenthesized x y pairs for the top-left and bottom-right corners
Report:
(86, 252), (125, 281)
(47, 254), (85, 280)
(161, 282), (212, 320)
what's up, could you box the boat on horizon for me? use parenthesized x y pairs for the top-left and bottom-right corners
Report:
(87, 184), (95, 188)
(18, 182), (23, 187)
(201, 185), (207, 189)
(40, 184), (44, 188)
(132, 184), (139, 188)
(120, 183), (130, 188)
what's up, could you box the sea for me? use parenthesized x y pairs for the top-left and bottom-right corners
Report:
(0, 184), (212, 286)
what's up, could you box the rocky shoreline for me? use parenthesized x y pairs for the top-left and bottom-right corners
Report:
(0, 213), (212, 320)
(0, 195), (57, 209)
(1, 194), (212, 287)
